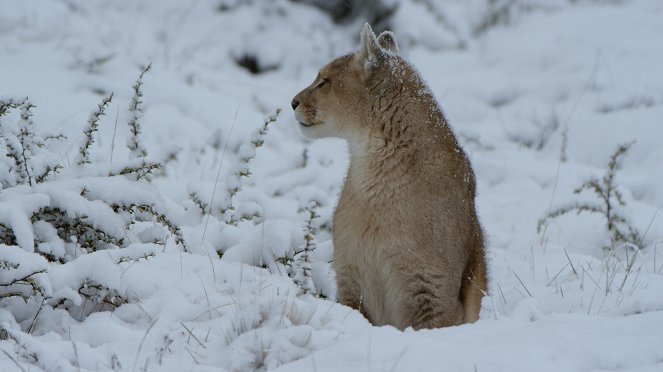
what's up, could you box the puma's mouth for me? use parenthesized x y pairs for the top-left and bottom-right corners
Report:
(298, 120), (321, 128)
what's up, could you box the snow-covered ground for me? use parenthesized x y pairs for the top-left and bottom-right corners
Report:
(1, 0), (662, 371)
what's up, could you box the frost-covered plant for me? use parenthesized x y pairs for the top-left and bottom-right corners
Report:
(221, 108), (280, 225)
(538, 142), (641, 249)
(116, 161), (161, 181)
(292, 202), (319, 295)
(472, 0), (568, 37)
(77, 93), (113, 165)
(473, 0), (518, 36)
(292, 0), (397, 27)
(127, 63), (151, 159)
(10, 100), (38, 185)
(0, 80), (185, 325)
(0, 99), (20, 116)
(508, 110), (560, 151)
(0, 245), (49, 302)
(0, 99), (63, 188)
(118, 64), (162, 181)
(189, 191), (209, 214)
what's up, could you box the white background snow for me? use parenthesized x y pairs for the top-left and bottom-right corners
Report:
(1, 0), (663, 371)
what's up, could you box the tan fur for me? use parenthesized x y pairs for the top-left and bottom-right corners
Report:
(292, 24), (487, 330)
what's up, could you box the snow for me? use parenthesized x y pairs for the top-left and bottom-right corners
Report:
(275, 312), (663, 372)
(1, 0), (663, 371)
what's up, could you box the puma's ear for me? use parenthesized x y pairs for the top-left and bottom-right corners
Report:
(377, 31), (399, 53)
(356, 23), (382, 68)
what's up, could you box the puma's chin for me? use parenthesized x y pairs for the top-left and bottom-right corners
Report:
(298, 121), (325, 139)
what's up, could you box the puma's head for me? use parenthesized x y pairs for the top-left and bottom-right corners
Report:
(292, 24), (400, 145)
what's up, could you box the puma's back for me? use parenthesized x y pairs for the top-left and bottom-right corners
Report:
(292, 24), (487, 329)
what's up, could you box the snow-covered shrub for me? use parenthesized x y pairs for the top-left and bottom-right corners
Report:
(222, 108), (281, 225)
(0, 99), (62, 188)
(293, 0), (398, 27)
(180, 109), (331, 296)
(0, 74), (185, 326)
(77, 93), (113, 166)
(233, 53), (281, 75)
(127, 64), (151, 160)
(183, 109), (283, 268)
(389, 0), (574, 51)
(466, 0), (569, 37)
(538, 142), (642, 250)
(291, 202), (319, 295)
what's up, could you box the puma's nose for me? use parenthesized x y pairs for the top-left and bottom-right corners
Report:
(291, 98), (300, 111)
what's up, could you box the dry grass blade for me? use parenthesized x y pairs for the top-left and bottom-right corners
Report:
(132, 317), (158, 372)
(496, 281), (507, 304)
(638, 208), (659, 247)
(201, 105), (240, 281)
(109, 107), (120, 167)
(546, 262), (570, 287)
(540, 54), (601, 246)
(27, 299), (45, 334)
(512, 270), (533, 297)
(196, 273), (212, 320)
(180, 322), (207, 349)
(562, 248), (578, 276)
(185, 347), (201, 365)
(0, 348), (26, 372)
(388, 347), (409, 372)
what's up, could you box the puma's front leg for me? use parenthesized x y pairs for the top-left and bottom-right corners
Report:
(335, 265), (372, 323)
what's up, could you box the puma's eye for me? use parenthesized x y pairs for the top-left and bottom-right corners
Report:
(315, 78), (329, 88)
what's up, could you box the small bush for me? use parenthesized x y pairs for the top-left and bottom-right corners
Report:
(292, 202), (319, 295)
(291, 0), (397, 27)
(538, 142), (641, 249)
(0, 67), (184, 325)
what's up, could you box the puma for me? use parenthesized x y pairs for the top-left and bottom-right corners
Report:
(292, 24), (487, 329)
